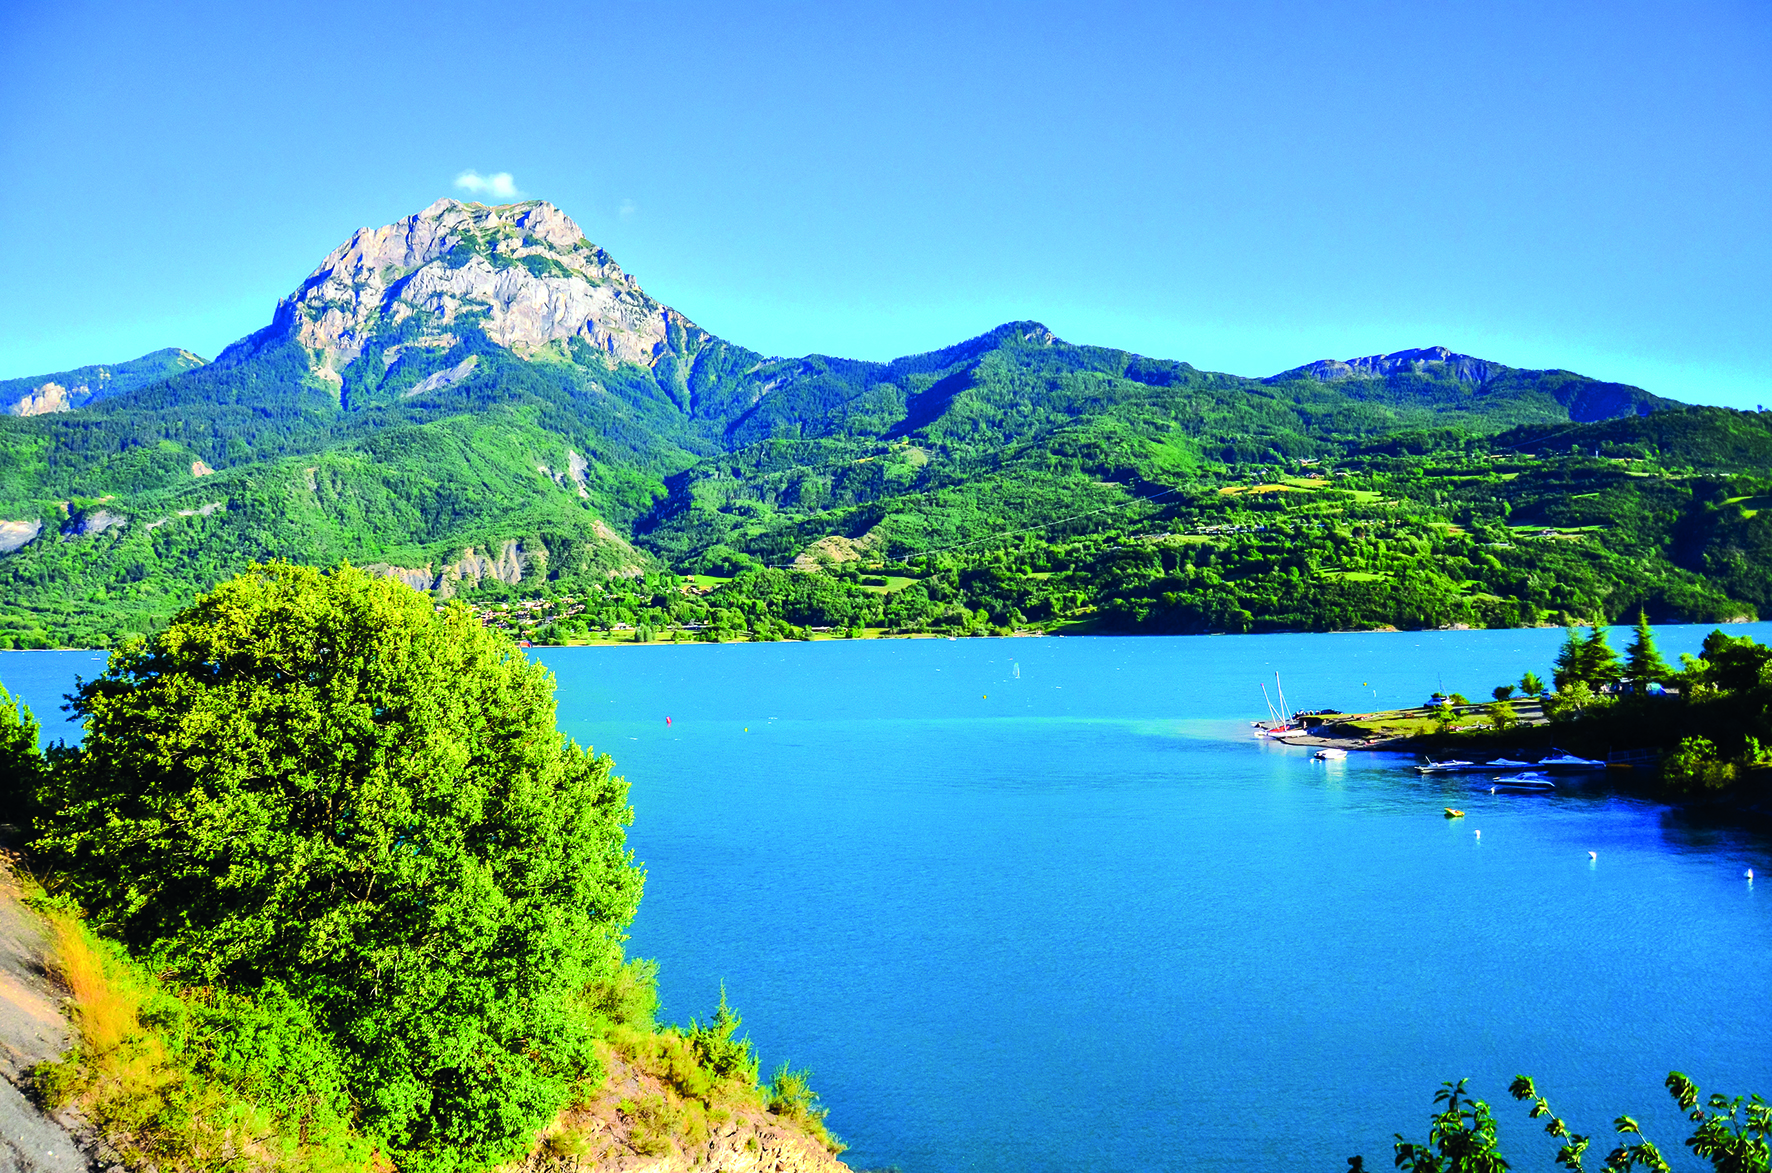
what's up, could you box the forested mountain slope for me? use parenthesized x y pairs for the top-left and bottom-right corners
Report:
(0, 198), (1766, 647)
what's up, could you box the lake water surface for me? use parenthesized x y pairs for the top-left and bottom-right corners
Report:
(6, 625), (1770, 1171)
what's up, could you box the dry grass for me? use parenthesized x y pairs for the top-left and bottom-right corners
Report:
(33, 912), (375, 1173)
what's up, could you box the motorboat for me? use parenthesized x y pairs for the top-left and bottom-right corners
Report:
(1479, 758), (1533, 769)
(1536, 748), (1605, 769)
(1489, 772), (1556, 792)
(1314, 747), (1347, 760)
(1415, 759), (1476, 773)
(1444, 808), (1465, 818)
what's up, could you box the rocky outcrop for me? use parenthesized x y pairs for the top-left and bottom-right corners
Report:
(523, 1050), (853, 1173)
(405, 354), (478, 397)
(363, 563), (438, 592)
(793, 530), (884, 571)
(143, 502), (225, 531)
(568, 449), (592, 497)
(270, 199), (710, 383)
(6, 382), (83, 417)
(1272, 346), (1508, 385)
(435, 540), (548, 597)
(59, 510), (126, 540)
(0, 520), (42, 555)
(365, 541), (553, 598)
(538, 449), (592, 499)
(191, 459), (216, 477)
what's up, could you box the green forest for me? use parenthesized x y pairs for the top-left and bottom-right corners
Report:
(4, 259), (1770, 650)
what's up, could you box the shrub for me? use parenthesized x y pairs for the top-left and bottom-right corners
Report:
(767, 1062), (845, 1154)
(1663, 736), (1740, 793)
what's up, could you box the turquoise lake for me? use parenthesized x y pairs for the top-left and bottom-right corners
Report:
(6, 624), (1770, 1170)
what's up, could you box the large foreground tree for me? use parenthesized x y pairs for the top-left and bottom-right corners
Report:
(28, 562), (644, 1166)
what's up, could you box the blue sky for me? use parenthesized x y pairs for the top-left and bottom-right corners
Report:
(2, 0), (1767, 405)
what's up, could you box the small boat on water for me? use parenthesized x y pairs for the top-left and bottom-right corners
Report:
(1490, 772), (1557, 792)
(1415, 759), (1476, 773)
(1445, 808), (1465, 818)
(1536, 748), (1605, 769)
(1314, 747), (1347, 760)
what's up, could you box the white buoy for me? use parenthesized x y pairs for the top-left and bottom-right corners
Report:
(1747, 868), (1755, 881)
(1474, 829), (1481, 839)
(1589, 851), (1598, 861)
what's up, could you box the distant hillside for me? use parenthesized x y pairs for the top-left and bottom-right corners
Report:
(1266, 345), (1676, 426)
(1, 347), (206, 416)
(1, 197), (1766, 647)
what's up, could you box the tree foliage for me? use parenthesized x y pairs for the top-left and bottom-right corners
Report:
(1374, 1073), (1768, 1173)
(22, 562), (644, 1168)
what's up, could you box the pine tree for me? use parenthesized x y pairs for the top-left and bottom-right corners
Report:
(1624, 609), (1672, 689)
(1582, 623), (1623, 688)
(1552, 625), (1585, 690)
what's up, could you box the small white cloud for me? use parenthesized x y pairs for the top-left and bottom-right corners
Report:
(454, 170), (522, 200)
(618, 199), (637, 220)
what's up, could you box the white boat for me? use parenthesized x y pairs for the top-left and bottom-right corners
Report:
(1536, 748), (1605, 769)
(1481, 758), (1534, 769)
(1314, 747), (1347, 760)
(1490, 772), (1556, 792)
(1415, 759), (1476, 773)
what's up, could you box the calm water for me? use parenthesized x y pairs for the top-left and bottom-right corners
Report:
(6, 625), (1771, 1171)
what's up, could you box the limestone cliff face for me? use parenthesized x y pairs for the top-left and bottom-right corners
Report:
(7, 381), (80, 417)
(1277, 346), (1508, 385)
(0, 520), (44, 554)
(271, 199), (709, 383)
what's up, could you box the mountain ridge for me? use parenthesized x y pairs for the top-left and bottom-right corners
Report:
(0, 197), (1766, 647)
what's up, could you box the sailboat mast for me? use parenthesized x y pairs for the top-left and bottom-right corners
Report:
(1260, 683), (1278, 726)
(1275, 672), (1290, 725)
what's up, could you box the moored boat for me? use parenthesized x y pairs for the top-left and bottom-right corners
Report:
(1415, 759), (1476, 773)
(1489, 772), (1556, 792)
(1535, 748), (1605, 769)
(1444, 808), (1465, 818)
(1314, 747), (1347, 760)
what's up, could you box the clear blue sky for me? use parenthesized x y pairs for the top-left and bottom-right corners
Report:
(2, 0), (1768, 405)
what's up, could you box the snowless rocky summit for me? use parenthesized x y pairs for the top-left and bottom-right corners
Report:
(272, 199), (701, 382)
(1278, 346), (1509, 385)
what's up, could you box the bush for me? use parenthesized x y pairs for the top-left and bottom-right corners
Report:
(1663, 736), (1740, 793)
(767, 1062), (844, 1154)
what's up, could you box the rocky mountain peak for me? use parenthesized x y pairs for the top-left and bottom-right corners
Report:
(1272, 346), (1508, 385)
(269, 198), (699, 383)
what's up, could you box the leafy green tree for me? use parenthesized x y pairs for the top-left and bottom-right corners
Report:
(1624, 610), (1672, 690)
(1374, 1073), (1768, 1173)
(1492, 685), (1516, 701)
(1518, 671), (1545, 697)
(0, 681), (44, 821)
(1546, 680), (1600, 722)
(1392, 1079), (1510, 1173)
(1663, 736), (1737, 792)
(28, 562), (644, 1168)
(1489, 699), (1517, 731)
